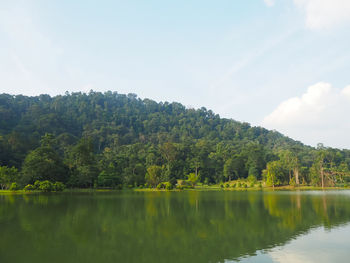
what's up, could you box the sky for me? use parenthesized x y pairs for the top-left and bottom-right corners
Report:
(1, 0), (350, 149)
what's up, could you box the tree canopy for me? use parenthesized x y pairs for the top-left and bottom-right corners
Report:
(1, 91), (350, 188)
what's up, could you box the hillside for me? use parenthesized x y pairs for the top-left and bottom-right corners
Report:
(0, 91), (348, 188)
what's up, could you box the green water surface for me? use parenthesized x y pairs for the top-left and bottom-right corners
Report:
(1, 190), (350, 263)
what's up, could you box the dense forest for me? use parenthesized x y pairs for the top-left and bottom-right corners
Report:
(0, 91), (350, 190)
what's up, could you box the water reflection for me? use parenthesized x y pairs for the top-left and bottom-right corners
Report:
(1, 191), (350, 263)
(235, 222), (350, 263)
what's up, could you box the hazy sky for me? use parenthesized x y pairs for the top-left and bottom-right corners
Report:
(1, 0), (350, 149)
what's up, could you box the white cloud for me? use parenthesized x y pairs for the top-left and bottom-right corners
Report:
(294, 0), (350, 30)
(264, 0), (275, 7)
(262, 82), (350, 149)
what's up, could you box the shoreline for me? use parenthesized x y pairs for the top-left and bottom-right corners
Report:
(1, 185), (350, 195)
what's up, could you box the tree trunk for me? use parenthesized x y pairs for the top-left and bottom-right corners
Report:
(289, 170), (291, 183)
(321, 166), (324, 188)
(294, 167), (299, 185)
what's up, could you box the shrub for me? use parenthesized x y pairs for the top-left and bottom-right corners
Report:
(164, 182), (173, 190)
(289, 177), (296, 187)
(9, 182), (19, 191)
(34, 180), (41, 190)
(247, 175), (257, 184)
(53, 182), (65, 192)
(237, 182), (242, 188)
(157, 183), (163, 189)
(39, 180), (53, 192)
(242, 183), (247, 188)
(225, 183), (230, 188)
(24, 184), (35, 191)
(249, 182), (255, 188)
(232, 183), (236, 188)
(176, 185), (184, 190)
(115, 184), (123, 190)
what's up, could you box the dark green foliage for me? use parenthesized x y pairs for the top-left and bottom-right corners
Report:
(53, 182), (65, 192)
(24, 184), (35, 191)
(0, 91), (350, 187)
(21, 137), (68, 185)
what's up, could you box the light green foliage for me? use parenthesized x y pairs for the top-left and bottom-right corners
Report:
(9, 182), (19, 191)
(264, 161), (285, 187)
(38, 180), (54, 192)
(187, 172), (199, 187)
(34, 180), (41, 190)
(24, 184), (35, 191)
(0, 166), (18, 190)
(247, 175), (257, 184)
(145, 165), (163, 188)
(156, 182), (173, 190)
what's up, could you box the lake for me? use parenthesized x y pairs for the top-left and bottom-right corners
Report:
(1, 190), (350, 263)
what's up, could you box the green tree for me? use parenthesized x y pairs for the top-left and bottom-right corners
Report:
(264, 160), (285, 188)
(187, 172), (199, 187)
(21, 137), (68, 185)
(65, 137), (98, 188)
(0, 166), (18, 190)
(145, 165), (163, 188)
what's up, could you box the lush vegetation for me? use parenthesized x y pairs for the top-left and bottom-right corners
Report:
(1, 91), (350, 190)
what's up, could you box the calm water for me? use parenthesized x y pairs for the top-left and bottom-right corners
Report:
(1, 190), (350, 263)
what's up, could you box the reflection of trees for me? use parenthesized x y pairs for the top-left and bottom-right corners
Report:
(1, 191), (350, 263)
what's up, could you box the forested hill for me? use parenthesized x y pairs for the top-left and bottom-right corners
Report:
(0, 91), (349, 189)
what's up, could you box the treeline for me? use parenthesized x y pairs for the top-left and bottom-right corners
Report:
(0, 91), (350, 189)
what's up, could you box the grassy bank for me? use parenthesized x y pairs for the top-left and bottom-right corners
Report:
(2, 185), (350, 195)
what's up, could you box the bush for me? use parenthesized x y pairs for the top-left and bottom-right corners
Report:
(115, 184), (123, 190)
(157, 183), (163, 189)
(53, 182), (65, 192)
(34, 180), (41, 190)
(249, 182), (255, 188)
(9, 182), (19, 191)
(39, 180), (53, 192)
(24, 184), (35, 191)
(164, 182), (173, 190)
(176, 185), (184, 190)
(289, 177), (296, 187)
(232, 183), (236, 188)
(237, 182), (241, 188)
(242, 183), (247, 188)
(225, 183), (230, 188)
(247, 175), (257, 184)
